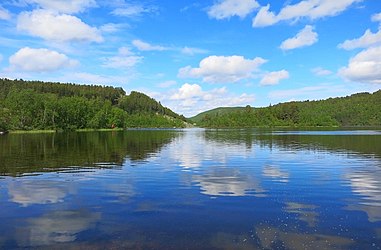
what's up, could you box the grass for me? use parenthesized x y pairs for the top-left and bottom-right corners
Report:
(9, 129), (56, 134)
(8, 128), (125, 134)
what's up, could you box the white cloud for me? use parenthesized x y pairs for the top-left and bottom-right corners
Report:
(252, 4), (276, 27)
(260, 70), (289, 85)
(25, 0), (96, 14)
(171, 83), (204, 100)
(371, 12), (381, 22)
(208, 0), (259, 20)
(178, 55), (267, 83)
(132, 39), (168, 51)
(0, 53), (3, 63)
(112, 3), (156, 17)
(338, 29), (381, 50)
(68, 72), (129, 85)
(9, 47), (78, 72)
(280, 25), (318, 50)
(311, 67), (332, 76)
(181, 47), (208, 56)
(253, 0), (362, 27)
(103, 56), (142, 69)
(157, 80), (177, 88)
(17, 9), (103, 43)
(339, 46), (381, 84)
(100, 23), (127, 33)
(0, 6), (11, 20)
(103, 47), (142, 69)
(166, 83), (255, 117)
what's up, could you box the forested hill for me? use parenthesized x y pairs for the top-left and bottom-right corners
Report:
(0, 78), (186, 131)
(190, 90), (381, 127)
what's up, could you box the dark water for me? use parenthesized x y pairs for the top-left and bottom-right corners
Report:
(0, 129), (380, 249)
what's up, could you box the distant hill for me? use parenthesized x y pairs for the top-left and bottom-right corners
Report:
(190, 90), (381, 128)
(189, 107), (246, 123)
(0, 78), (186, 131)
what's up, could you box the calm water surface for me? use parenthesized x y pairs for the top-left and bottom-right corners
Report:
(0, 129), (380, 249)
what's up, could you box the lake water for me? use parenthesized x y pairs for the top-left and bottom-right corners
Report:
(0, 129), (380, 249)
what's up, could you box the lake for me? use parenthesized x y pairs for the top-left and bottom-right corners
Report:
(0, 128), (380, 249)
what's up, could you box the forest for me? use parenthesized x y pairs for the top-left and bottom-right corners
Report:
(191, 90), (381, 128)
(0, 78), (186, 132)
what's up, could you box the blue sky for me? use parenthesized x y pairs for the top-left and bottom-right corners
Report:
(0, 0), (380, 117)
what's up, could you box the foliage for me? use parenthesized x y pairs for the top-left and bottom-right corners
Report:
(0, 78), (186, 131)
(192, 90), (381, 128)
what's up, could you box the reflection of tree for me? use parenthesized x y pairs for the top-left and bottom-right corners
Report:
(0, 130), (178, 176)
(204, 129), (381, 159)
(17, 210), (100, 247)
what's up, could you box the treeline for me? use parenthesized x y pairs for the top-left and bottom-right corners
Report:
(194, 90), (381, 127)
(0, 78), (186, 131)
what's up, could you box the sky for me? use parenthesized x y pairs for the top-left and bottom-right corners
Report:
(0, 0), (380, 117)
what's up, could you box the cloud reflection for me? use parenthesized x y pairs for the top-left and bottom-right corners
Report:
(263, 165), (289, 183)
(285, 202), (318, 227)
(8, 180), (74, 207)
(17, 210), (100, 247)
(194, 168), (265, 197)
(345, 170), (381, 222)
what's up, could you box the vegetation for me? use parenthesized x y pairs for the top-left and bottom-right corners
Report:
(0, 78), (186, 131)
(190, 90), (381, 128)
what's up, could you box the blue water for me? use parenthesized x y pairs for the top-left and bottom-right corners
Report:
(0, 129), (380, 249)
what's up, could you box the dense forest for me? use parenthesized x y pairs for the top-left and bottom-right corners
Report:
(0, 78), (186, 131)
(191, 90), (381, 128)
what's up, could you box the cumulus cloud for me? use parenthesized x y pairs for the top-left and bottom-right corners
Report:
(9, 47), (78, 72)
(167, 83), (254, 116)
(311, 67), (332, 76)
(103, 46), (143, 69)
(338, 29), (381, 50)
(260, 70), (289, 85)
(0, 6), (11, 20)
(25, 0), (96, 14)
(280, 25), (318, 50)
(339, 46), (381, 84)
(17, 9), (103, 43)
(170, 83), (204, 100)
(253, 0), (362, 27)
(208, 0), (259, 20)
(178, 55), (267, 83)
(132, 39), (168, 51)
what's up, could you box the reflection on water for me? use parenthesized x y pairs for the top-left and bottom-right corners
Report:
(17, 210), (100, 247)
(194, 168), (266, 197)
(0, 129), (380, 249)
(0, 130), (179, 176)
(8, 179), (74, 206)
